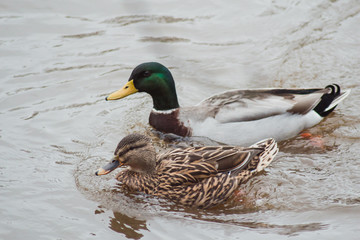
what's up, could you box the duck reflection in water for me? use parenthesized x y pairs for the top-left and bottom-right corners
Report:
(109, 211), (147, 240)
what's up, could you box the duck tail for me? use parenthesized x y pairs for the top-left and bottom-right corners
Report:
(249, 138), (279, 172)
(313, 84), (351, 117)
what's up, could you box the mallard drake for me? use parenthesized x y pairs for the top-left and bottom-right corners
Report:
(95, 133), (278, 208)
(106, 62), (350, 145)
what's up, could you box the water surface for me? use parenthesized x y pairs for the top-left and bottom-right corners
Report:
(1, 0), (360, 239)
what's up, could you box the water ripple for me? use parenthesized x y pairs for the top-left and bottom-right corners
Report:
(102, 15), (201, 26)
(23, 100), (103, 120)
(62, 31), (105, 39)
(44, 64), (122, 73)
(140, 36), (190, 43)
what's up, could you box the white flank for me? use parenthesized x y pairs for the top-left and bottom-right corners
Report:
(190, 111), (322, 146)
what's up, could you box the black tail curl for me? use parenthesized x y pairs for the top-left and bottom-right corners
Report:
(313, 84), (341, 117)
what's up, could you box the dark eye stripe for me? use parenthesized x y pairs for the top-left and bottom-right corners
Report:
(115, 143), (148, 157)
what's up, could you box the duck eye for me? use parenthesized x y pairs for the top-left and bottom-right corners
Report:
(143, 71), (151, 77)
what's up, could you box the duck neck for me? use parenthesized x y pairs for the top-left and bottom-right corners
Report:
(152, 93), (180, 111)
(146, 71), (180, 110)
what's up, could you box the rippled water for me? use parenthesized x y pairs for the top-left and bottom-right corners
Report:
(1, 0), (360, 239)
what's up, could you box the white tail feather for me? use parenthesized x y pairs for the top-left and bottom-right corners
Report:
(325, 89), (351, 112)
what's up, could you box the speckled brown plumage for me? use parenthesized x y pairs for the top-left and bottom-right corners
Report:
(96, 133), (278, 208)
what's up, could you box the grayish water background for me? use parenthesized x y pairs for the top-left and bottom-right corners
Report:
(1, 0), (360, 239)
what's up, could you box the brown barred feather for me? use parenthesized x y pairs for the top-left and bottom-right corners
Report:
(98, 134), (278, 208)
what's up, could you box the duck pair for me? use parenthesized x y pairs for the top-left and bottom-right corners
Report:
(96, 62), (350, 208)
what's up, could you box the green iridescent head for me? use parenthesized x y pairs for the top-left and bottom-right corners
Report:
(106, 62), (180, 110)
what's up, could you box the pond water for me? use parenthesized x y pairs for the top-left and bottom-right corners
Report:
(1, 0), (360, 239)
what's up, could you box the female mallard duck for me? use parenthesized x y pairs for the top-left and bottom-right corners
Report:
(96, 133), (278, 208)
(106, 62), (350, 145)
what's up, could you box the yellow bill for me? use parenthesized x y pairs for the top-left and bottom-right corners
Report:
(106, 79), (138, 101)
